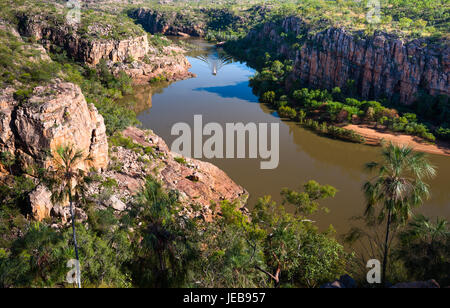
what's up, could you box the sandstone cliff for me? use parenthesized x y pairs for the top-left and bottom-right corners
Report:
(246, 17), (449, 105)
(108, 45), (195, 84)
(18, 13), (150, 66)
(0, 82), (109, 173)
(17, 12), (194, 83)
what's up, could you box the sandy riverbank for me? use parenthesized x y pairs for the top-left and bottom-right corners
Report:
(344, 124), (450, 157)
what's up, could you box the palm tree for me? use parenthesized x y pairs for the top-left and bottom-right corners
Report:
(48, 145), (90, 288)
(363, 143), (436, 285)
(397, 215), (450, 284)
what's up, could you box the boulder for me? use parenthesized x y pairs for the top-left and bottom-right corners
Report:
(29, 185), (53, 222)
(104, 195), (127, 212)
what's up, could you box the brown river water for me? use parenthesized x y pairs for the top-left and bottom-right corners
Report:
(122, 38), (450, 240)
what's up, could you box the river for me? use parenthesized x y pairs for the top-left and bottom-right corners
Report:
(123, 38), (450, 239)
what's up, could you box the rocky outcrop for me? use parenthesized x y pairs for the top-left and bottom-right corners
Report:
(16, 13), (194, 84)
(0, 82), (109, 173)
(95, 127), (248, 221)
(18, 13), (150, 66)
(246, 17), (449, 105)
(130, 8), (206, 37)
(109, 45), (195, 84)
(29, 185), (53, 222)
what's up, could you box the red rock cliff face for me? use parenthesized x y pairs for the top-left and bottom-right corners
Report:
(18, 14), (150, 66)
(248, 17), (449, 105)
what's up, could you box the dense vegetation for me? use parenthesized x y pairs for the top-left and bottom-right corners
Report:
(133, 0), (449, 40)
(0, 174), (351, 288)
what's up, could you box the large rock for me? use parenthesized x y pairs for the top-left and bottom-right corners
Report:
(29, 185), (53, 222)
(109, 46), (195, 84)
(0, 82), (109, 173)
(104, 195), (127, 212)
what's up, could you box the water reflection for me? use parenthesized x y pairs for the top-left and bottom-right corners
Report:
(194, 49), (234, 76)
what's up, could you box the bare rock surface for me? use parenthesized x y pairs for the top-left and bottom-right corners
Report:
(18, 14), (150, 66)
(16, 13), (194, 84)
(109, 45), (195, 84)
(99, 127), (248, 221)
(29, 185), (53, 222)
(9, 82), (109, 171)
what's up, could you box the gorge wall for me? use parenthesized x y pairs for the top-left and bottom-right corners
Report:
(17, 13), (150, 66)
(16, 12), (194, 83)
(246, 17), (449, 105)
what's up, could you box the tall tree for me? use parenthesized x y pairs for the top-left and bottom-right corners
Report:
(363, 143), (436, 285)
(47, 145), (90, 288)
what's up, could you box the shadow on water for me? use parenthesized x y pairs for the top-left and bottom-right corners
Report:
(193, 81), (259, 102)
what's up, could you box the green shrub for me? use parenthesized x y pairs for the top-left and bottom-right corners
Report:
(278, 106), (297, 119)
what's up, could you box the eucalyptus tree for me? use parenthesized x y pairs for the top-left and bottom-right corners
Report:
(363, 143), (436, 285)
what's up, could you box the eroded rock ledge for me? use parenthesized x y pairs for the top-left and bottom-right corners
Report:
(17, 13), (194, 84)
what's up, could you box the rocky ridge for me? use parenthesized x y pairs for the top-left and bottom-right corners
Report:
(17, 12), (194, 83)
(18, 13), (150, 66)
